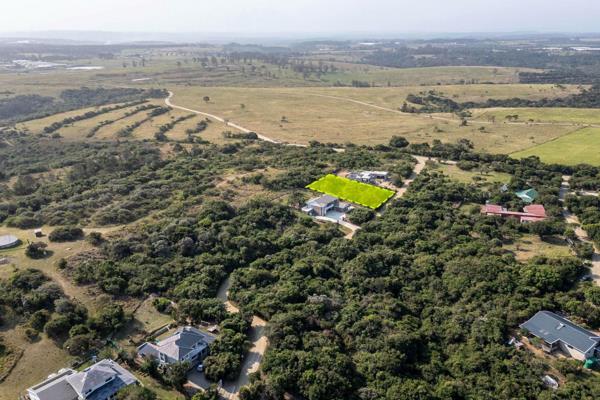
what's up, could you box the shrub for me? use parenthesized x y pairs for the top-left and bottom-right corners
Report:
(49, 226), (84, 242)
(24, 327), (39, 342)
(389, 135), (409, 148)
(25, 242), (49, 259)
(86, 231), (104, 246)
(29, 310), (51, 331)
(347, 208), (376, 225)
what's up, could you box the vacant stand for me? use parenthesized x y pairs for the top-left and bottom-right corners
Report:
(0, 234), (20, 250)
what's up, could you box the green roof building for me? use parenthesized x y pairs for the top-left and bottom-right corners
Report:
(515, 188), (538, 203)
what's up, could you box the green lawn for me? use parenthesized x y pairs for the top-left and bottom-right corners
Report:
(307, 174), (395, 209)
(512, 127), (600, 166)
(432, 163), (512, 185)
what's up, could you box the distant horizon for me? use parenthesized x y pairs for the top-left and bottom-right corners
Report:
(2, 29), (600, 45)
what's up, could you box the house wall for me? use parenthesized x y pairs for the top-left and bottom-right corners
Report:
(558, 342), (587, 360)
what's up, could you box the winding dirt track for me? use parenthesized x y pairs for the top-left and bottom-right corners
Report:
(559, 175), (600, 284)
(165, 91), (302, 146)
(213, 277), (267, 400)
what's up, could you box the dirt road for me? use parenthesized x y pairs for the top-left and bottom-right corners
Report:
(165, 91), (302, 146)
(212, 277), (268, 400)
(303, 92), (600, 128)
(559, 175), (600, 284)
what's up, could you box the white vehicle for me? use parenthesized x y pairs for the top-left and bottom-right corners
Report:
(196, 363), (204, 372)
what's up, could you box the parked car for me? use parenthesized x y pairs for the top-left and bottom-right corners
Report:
(196, 363), (204, 372)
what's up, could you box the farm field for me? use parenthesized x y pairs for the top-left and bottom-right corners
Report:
(16, 100), (238, 143)
(512, 127), (600, 166)
(307, 174), (395, 209)
(167, 86), (578, 152)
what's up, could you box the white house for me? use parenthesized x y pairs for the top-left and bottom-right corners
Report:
(137, 326), (214, 367)
(27, 359), (138, 400)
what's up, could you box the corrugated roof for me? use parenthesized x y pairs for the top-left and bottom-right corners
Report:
(520, 311), (600, 354)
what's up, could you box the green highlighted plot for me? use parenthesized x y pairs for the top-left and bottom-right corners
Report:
(307, 174), (395, 209)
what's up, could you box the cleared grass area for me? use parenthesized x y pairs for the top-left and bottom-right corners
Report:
(0, 329), (72, 400)
(473, 107), (600, 125)
(432, 163), (512, 185)
(307, 174), (395, 209)
(167, 86), (578, 152)
(504, 234), (572, 262)
(512, 127), (600, 166)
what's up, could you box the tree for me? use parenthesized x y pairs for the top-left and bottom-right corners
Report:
(192, 386), (220, 400)
(164, 361), (191, 389)
(26, 242), (49, 259)
(44, 315), (72, 339)
(389, 135), (409, 148)
(203, 96), (210, 103)
(29, 310), (51, 331)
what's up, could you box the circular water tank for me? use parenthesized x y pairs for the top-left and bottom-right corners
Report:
(0, 235), (20, 249)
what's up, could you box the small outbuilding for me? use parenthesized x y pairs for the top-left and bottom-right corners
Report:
(516, 188), (539, 203)
(0, 235), (20, 250)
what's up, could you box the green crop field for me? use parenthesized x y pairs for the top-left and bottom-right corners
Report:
(511, 127), (600, 166)
(307, 174), (395, 209)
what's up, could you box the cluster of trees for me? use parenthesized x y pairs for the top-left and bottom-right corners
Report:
(87, 104), (160, 138)
(116, 106), (171, 137)
(0, 87), (168, 124)
(203, 313), (251, 381)
(0, 269), (127, 357)
(565, 194), (600, 246)
(404, 85), (600, 114)
(363, 44), (600, 70)
(43, 100), (147, 134)
(519, 70), (600, 85)
(222, 131), (258, 140)
(154, 114), (195, 141)
(186, 119), (209, 135)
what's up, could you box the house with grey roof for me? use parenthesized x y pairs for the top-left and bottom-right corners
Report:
(137, 326), (214, 367)
(520, 311), (600, 360)
(27, 359), (138, 400)
(302, 195), (352, 218)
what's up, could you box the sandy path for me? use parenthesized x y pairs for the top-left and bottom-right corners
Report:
(559, 175), (600, 284)
(211, 277), (268, 400)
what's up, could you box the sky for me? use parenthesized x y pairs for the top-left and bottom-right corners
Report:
(1, 0), (600, 36)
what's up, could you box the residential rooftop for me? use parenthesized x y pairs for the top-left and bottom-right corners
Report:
(520, 311), (600, 354)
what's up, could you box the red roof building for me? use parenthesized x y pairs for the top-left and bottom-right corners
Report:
(482, 203), (546, 223)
